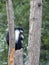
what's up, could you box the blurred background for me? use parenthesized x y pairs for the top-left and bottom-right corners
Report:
(0, 0), (49, 65)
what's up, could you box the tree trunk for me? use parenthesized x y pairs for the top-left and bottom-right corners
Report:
(28, 0), (42, 65)
(6, 0), (15, 65)
(14, 49), (23, 65)
(6, 0), (23, 65)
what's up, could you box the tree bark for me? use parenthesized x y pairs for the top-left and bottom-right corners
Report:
(6, 0), (15, 65)
(6, 0), (23, 65)
(14, 49), (23, 65)
(28, 0), (42, 65)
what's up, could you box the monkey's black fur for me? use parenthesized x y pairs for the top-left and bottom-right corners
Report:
(6, 27), (24, 50)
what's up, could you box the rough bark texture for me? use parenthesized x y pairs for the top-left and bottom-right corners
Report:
(6, 0), (15, 65)
(28, 0), (42, 65)
(14, 49), (23, 65)
(6, 0), (15, 50)
(6, 0), (23, 65)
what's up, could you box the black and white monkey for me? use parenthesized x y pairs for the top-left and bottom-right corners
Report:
(6, 27), (24, 50)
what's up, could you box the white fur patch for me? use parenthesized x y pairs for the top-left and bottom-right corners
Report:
(15, 30), (20, 43)
(20, 30), (23, 33)
(20, 35), (24, 39)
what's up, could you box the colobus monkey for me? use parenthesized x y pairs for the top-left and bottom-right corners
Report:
(6, 27), (24, 50)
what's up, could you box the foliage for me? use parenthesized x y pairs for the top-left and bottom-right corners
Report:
(40, 0), (49, 63)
